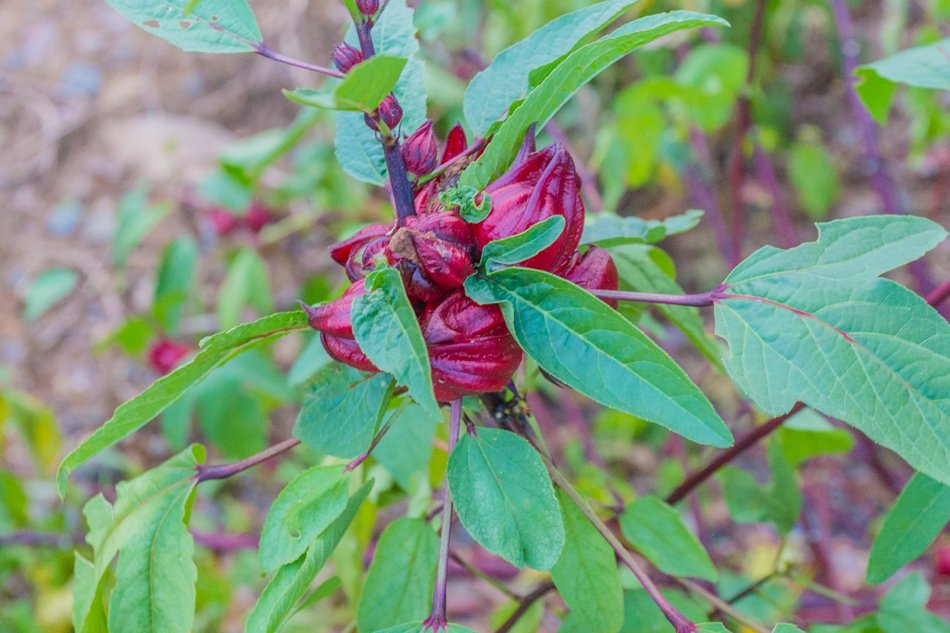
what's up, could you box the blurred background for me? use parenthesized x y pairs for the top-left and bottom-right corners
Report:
(1, 0), (948, 631)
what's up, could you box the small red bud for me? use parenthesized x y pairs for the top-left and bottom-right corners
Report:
(401, 120), (438, 175)
(936, 546), (950, 577)
(148, 339), (190, 375)
(208, 208), (240, 236)
(331, 43), (363, 73)
(378, 95), (403, 130)
(243, 202), (273, 233)
(356, 0), (380, 16)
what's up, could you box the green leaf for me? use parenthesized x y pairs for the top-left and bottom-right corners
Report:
(284, 55), (407, 112)
(675, 43), (748, 131)
(356, 517), (440, 632)
(582, 210), (703, 247)
(220, 108), (322, 182)
(877, 573), (950, 633)
(113, 186), (172, 269)
(480, 216), (566, 268)
(619, 496), (717, 581)
(856, 38), (950, 123)
(73, 553), (107, 633)
(465, 268), (731, 447)
(447, 427), (564, 569)
(23, 268), (78, 321)
(718, 441), (802, 533)
(460, 11), (729, 190)
(352, 268), (440, 419)
(374, 404), (439, 491)
(194, 370), (265, 458)
(259, 465), (350, 572)
(217, 247), (274, 329)
(463, 0), (642, 135)
(288, 334), (332, 386)
(245, 481), (373, 633)
(551, 490), (624, 633)
(866, 472), (950, 584)
(334, 0), (425, 185)
(154, 237), (198, 335)
(609, 244), (724, 371)
(715, 215), (950, 485)
(696, 625), (734, 633)
(773, 626), (807, 633)
(57, 310), (308, 496)
(294, 364), (395, 458)
(440, 186), (493, 223)
(618, 589), (708, 633)
(103, 0), (262, 54)
(374, 624), (478, 633)
(778, 408), (853, 467)
(787, 141), (839, 219)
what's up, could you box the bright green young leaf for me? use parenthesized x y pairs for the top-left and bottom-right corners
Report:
(217, 247), (274, 329)
(464, 0), (642, 135)
(855, 38), (950, 123)
(284, 55), (407, 112)
(787, 141), (839, 219)
(675, 43), (748, 131)
(877, 573), (950, 633)
(154, 237), (198, 335)
(57, 310), (308, 496)
(866, 473), (950, 584)
(465, 268), (731, 447)
(778, 408), (853, 466)
(773, 626), (807, 633)
(447, 427), (564, 569)
(718, 441), (802, 533)
(220, 108), (322, 182)
(294, 364), (395, 458)
(582, 210), (703, 247)
(491, 600), (544, 633)
(480, 216), (566, 268)
(356, 517), (440, 632)
(551, 491), (624, 633)
(113, 186), (172, 269)
(335, 0), (425, 184)
(460, 11), (729, 190)
(245, 481), (373, 633)
(259, 465), (350, 572)
(715, 215), (950, 485)
(194, 370), (265, 458)
(619, 496), (717, 581)
(609, 244), (724, 371)
(352, 268), (440, 420)
(104, 0), (262, 54)
(618, 589), (708, 633)
(440, 186), (493, 223)
(23, 267), (78, 321)
(73, 553), (107, 633)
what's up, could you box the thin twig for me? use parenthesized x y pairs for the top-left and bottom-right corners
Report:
(925, 278), (950, 308)
(449, 551), (521, 601)
(345, 415), (398, 471)
(589, 288), (721, 307)
(493, 581), (556, 633)
(256, 45), (343, 78)
(677, 578), (770, 633)
(195, 438), (300, 483)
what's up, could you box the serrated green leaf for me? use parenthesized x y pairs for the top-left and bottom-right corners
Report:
(715, 215), (950, 485)
(73, 553), (107, 633)
(855, 38), (950, 123)
(259, 465), (350, 572)
(194, 370), (265, 458)
(356, 517), (440, 632)
(551, 490), (623, 633)
(465, 268), (731, 447)
(877, 573), (950, 633)
(57, 311), (308, 496)
(285, 55), (407, 112)
(866, 473), (950, 584)
(447, 427), (564, 569)
(460, 11), (728, 190)
(619, 496), (717, 581)
(582, 210), (703, 247)
(104, 0), (261, 54)
(294, 364), (395, 459)
(352, 268), (440, 419)
(245, 481), (373, 633)
(464, 0), (642, 135)
(718, 441), (801, 533)
(480, 216), (566, 268)
(23, 268), (78, 321)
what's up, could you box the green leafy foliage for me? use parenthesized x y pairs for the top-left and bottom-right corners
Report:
(463, 0), (642, 135)
(551, 491), (624, 633)
(581, 210), (703, 247)
(352, 267), (441, 420)
(787, 141), (839, 219)
(23, 267), (78, 321)
(675, 43), (748, 131)
(112, 186), (172, 269)
(294, 364), (395, 459)
(877, 573), (950, 633)
(715, 216), (950, 485)
(154, 237), (198, 335)
(259, 465), (350, 572)
(375, 624), (478, 633)
(217, 247), (274, 329)
(773, 626), (806, 633)
(57, 311), (308, 496)
(356, 517), (439, 632)
(447, 427), (564, 569)
(460, 11), (729, 190)
(104, 0), (262, 54)
(245, 481), (373, 633)
(374, 404), (439, 491)
(284, 55), (407, 112)
(866, 472), (950, 584)
(439, 186), (493, 223)
(777, 408), (853, 466)
(465, 268), (731, 447)
(856, 38), (950, 123)
(718, 441), (802, 533)
(619, 496), (717, 581)
(479, 216), (565, 268)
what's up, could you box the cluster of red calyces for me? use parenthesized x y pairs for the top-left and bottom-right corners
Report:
(304, 125), (618, 402)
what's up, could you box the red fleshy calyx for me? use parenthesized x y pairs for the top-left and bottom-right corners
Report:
(148, 339), (190, 375)
(561, 246), (620, 306)
(401, 120), (439, 176)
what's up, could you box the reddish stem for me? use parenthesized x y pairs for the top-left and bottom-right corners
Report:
(925, 278), (950, 308)
(590, 288), (722, 307)
(753, 144), (798, 248)
(195, 438), (300, 482)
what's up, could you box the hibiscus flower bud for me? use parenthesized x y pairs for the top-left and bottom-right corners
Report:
(148, 339), (190, 375)
(208, 208), (240, 236)
(401, 120), (438, 175)
(422, 291), (523, 401)
(356, 0), (380, 16)
(473, 143), (584, 272)
(560, 246), (619, 307)
(386, 213), (477, 302)
(331, 43), (363, 73)
(366, 95), (404, 132)
(329, 224), (391, 281)
(302, 281), (378, 372)
(243, 202), (273, 233)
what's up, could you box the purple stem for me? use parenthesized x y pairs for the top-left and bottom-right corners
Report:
(255, 45), (343, 78)
(589, 287), (722, 307)
(425, 399), (462, 630)
(752, 144), (799, 248)
(345, 416), (397, 471)
(195, 438), (300, 482)
(686, 127), (734, 265)
(827, 0), (932, 293)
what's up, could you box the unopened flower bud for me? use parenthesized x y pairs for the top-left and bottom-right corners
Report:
(560, 246), (619, 307)
(401, 120), (438, 175)
(378, 95), (403, 130)
(148, 339), (190, 375)
(356, 0), (380, 16)
(331, 43), (363, 73)
(243, 202), (273, 233)
(385, 213), (477, 302)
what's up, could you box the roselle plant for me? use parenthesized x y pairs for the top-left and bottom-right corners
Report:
(56, 1), (950, 633)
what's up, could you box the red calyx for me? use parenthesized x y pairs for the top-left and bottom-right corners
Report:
(401, 120), (439, 175)
(148, 339), (190, 375)
(355, 0), (380, 16)
(561, 246), (620, 306)
(366, 95), (404, 132)
(331, 43), (363, 73)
